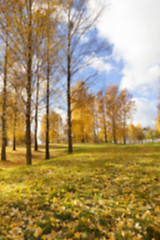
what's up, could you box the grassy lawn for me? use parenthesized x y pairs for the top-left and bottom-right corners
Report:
(0, 144), (160, 239)
(0, 144), (67, 170)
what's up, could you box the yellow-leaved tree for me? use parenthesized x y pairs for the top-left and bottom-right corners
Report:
(71, 81), (95, 143)
(39, 111), (64, 144)
(118, 89), (136, 144)
(97, 91), (108, 143)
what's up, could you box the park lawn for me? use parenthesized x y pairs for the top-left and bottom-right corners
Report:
(0, 144), (160, 240)
(0, 144), (67, 170)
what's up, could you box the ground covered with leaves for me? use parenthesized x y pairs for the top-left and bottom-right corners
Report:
(0, 144), (160, 240)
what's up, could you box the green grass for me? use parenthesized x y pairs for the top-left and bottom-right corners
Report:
(0, 143), (160, 239)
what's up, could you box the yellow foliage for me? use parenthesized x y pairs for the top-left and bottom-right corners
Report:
(39, 111), (63, 143)
(72, 81), (96, 143)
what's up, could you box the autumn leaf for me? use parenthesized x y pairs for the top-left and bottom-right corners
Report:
(34, 227), (43, 238)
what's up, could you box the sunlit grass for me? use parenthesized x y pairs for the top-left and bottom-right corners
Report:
(0, 143), (160, 239)
(0, 144), (68, 170)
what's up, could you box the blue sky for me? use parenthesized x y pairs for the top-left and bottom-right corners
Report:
(86, 0), (160, 128)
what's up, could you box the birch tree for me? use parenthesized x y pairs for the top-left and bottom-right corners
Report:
(105, 85), (120, 144)
(0, 0), (13, 160)
(8, 0), (46, 164)
(60, 0), (106, 153)
(119, 89), (136, 144)
(97, 91), (108, 143)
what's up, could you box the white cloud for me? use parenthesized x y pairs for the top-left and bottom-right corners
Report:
(132, 98), (157, 127)
(89, 56), (113, 73)
(81, 34), (90, 43)
(92, 0), (160, 93)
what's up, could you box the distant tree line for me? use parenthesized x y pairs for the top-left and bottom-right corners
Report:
(39, 81), (160, 145)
